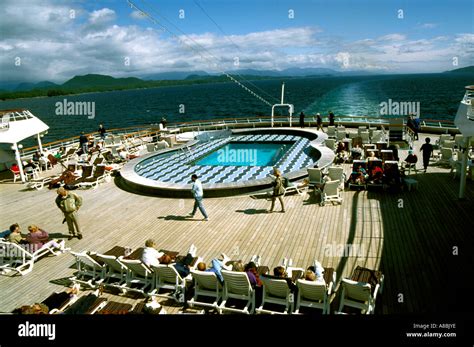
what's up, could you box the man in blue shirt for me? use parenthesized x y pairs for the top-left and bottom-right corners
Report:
(188, 174), (209, 221)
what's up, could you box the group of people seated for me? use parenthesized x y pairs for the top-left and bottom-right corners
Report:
(3, 223), (67, 254)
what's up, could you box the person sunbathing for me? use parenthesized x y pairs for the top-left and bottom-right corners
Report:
(48, 168), (79, 189)
(349, 165), (368, 185)
(196, 253), (232, 283)
(26, 225), (67, 254)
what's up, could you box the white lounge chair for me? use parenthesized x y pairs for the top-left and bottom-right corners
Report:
(327, 126), (336, 138)
(94, 253), (128, 289)
(120, 258), (154, 294)
(0, 239), (64, 276)
(69, 251), (105, 288)
(256, 276), (293, 314)
(189, 270), (223, 312)
(219, 270), (255, 314)
(151, 264), (187, 303)
(437, 147), (453, 166)
(338, 278), (380, 314)
(295, 278), (333, 314)
(307, 168), (324, 187)
(328, 166), (345, 189)
(320, 180), (342, 206)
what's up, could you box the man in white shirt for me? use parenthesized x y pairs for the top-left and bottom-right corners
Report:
(188, 174), (209, 221)
(141, 239), (164, 267)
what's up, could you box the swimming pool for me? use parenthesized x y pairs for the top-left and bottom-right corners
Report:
(194, 141), (294, 167)
(121, 128), (334, 197)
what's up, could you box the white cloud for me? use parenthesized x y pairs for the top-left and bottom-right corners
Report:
(0, 1), (472, 83)
(88, 8), (116, 24)
(378, 34), (406, 42)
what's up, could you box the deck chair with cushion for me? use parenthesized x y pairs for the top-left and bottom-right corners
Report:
(189, 270), (223, 312)
(78, 165), (107, 189)
(64, 289), (108, 315)
(255, 275), (293, 314)
(327, 126), (336, 138)
(367, 159), (384, 187)
(69, 251), (105, 288)
(43, 285), (80, 314)
(219, 270), (255, 314)
(320, 180), (342, 206)
(151, 264), (187, 303)
(120, 258), (154, 294)
(348, 160), (368, 190)
(70, 165), (94, 185)
(338, 278), (380, 314)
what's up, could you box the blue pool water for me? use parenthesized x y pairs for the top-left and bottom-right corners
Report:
(195, 141), (294, 167)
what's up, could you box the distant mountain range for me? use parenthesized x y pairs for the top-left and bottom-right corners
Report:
(444, 66), (474, 74)
(0, 66), (472, 99)
(0, 67), (373, 92)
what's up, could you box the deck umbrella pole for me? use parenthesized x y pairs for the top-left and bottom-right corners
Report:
(37, 133), (44, 153)
(12, 142), (26, 183)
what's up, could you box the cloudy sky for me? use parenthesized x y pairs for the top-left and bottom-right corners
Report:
(1, 0), (473, 83)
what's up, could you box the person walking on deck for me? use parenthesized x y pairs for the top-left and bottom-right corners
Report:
(420, 137), (433, 173)
(267, 168), (285, 213)
(79, 132), (88, 154)
(188, 174), (208, 221)
(299, 111), (305, 128)
(55, 187), (83, 240)
(98, 124), (106, 139)
(316, 113), (324, 132)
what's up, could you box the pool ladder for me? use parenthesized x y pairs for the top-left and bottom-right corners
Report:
(181, 145), (196, 161)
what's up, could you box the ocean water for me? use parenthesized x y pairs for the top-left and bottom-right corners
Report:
(1, 73), (472, 147)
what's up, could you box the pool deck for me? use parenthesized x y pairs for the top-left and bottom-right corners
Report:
(0, 131), (473, 314)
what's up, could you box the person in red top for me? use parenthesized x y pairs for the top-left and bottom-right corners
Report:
(26, 225), (66, 253)
(11, 163), (20, 172)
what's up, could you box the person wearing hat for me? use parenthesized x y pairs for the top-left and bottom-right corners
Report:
(316, 113), (324, 132)
(55, 187), (83, 240)
(267, 168), (285, 213)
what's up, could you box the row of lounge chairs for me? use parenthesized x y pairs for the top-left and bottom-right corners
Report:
(69, 247), (383, 314)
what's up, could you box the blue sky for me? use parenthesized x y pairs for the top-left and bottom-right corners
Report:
(1, 0), (473, 82)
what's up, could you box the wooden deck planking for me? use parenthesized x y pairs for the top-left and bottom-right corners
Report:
(0, 133), (473, 314)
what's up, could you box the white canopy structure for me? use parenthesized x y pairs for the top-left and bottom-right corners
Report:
(454, 85), (474, 199)
(0, 109), (49, 183)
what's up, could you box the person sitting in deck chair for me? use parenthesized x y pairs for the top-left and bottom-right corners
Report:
(196, 253), (232, 283)
(349, 165), (368, 185)
(159, 244), (198, 278)
(141, 239), (164, 267)
(369, 165), (384, 184)
(245, 262), (263, 287)
(350, 144), (363, 160)
(48, 167), (79, 190)
(7, 223), (28, 245)
(404, 150), (418, 168)
(26, 225), (67, 254)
